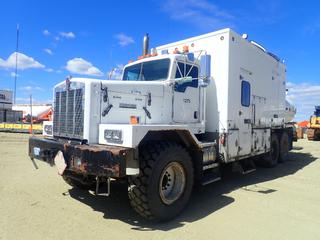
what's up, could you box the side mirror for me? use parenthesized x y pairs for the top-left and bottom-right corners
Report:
(200, 54), (211, 79)
(199, 54), (211, 88)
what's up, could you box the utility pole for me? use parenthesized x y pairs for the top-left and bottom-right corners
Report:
(30, 94), (33, 135)
(14, 24), (19, 105)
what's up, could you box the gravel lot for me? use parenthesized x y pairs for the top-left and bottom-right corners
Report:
(1, 132), (320, 240)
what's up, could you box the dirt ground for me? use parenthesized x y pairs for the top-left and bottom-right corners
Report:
(0, 132), (320, 240)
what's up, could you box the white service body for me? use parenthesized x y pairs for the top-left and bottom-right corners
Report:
(156, 28), (287, 161)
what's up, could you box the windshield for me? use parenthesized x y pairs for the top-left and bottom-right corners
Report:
(122, 59), (170, 81)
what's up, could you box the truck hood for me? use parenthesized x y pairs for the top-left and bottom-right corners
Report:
(101, 80), (165, 97)
(100, 80), (168, 125)
(55, 78), (166, 98)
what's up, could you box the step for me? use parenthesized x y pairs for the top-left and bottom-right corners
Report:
(202, 161), (219, 170)
(232, 160), (256, 175)
(201, 170), (221, 186)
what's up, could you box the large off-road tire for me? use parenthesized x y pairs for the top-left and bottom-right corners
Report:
(260, 134), (280, 168)
(307, 129), (315, 140)
(128, 141), (194, 221)
(316, 129), (320, 141)
(308, 128), (320, 141)
(62, 174), (96, 191)
(279, 132), (289, 162)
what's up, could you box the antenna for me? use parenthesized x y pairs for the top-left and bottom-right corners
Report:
(14, 24), (19, 105)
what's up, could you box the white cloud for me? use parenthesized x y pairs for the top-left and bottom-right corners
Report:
(162, 0), (234, 29)
(10, 72), (19, 77)
(19, 86), (44, 92)
(45, 68), (54, 72)
(66, 58), (103, 76)
(0, 52), (45, 70)
(59, 31), (76, 39)
(54, 36), (60, 41)
(304, 19), (320, 36)
(43, 48), (53, 55)
(43, 29), (50, 36)
(114, 33), (135, 46)
(286, 82), (320, 121)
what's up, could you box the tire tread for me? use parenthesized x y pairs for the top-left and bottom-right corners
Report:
(128, 141), (191, 220)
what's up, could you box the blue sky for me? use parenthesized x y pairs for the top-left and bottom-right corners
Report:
(0, 0), (319, 120)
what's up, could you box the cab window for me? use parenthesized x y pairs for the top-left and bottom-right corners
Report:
(174, 62), (198, 92)
(123, 59), (170, 81)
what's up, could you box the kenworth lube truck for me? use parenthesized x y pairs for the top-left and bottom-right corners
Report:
(29, 28), (294, 221)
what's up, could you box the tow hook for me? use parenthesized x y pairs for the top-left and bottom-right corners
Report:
(94, 176), (111, 196)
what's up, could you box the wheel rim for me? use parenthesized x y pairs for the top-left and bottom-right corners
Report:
(159, 162), (186, 205)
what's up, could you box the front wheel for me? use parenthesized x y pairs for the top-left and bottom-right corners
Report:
(128, 142), (194, 221)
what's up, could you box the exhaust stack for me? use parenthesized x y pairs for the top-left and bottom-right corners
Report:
(143, 33), (149, 56)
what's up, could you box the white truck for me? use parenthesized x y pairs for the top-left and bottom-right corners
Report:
(29, 28), (294, 221)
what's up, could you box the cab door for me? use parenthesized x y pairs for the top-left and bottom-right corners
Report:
(173, 62), (200, 123)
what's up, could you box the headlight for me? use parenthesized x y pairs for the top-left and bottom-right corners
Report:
(104, 129), (123, 143)
(44, 124), (53, 135)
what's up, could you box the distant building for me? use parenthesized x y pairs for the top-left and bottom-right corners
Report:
(0, 90), (13, 110)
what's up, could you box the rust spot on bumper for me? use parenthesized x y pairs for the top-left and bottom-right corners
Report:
(29, 137), (134, 178)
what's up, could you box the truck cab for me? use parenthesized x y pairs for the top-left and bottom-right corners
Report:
(121, 53), (203, 125)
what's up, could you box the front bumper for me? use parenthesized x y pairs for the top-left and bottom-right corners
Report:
(28, 136), (135, 178)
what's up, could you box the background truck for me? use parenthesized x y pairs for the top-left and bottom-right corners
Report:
(307, 106), (320, 140)
(29, 28), (294, 221)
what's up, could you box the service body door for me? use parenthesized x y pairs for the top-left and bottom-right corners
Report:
(238, 72), (252, 156)
(173, 62), (200, 123)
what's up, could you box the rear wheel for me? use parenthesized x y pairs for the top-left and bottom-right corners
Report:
(316, 129), (320, 141)
(307, 129), (315, 140)
(128, 141), (194, 221)
(279, 132), (289, 162)
(308, 128), (320, 141)
(260, 134), (279, 168)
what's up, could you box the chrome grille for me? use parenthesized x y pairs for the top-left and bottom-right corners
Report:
(53, 88), (84, 139)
